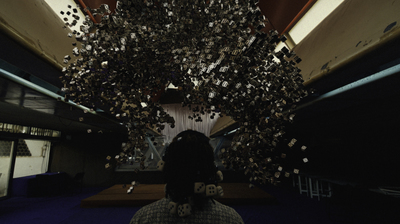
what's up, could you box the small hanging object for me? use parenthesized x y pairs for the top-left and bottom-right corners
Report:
(127, 186), (134, 194)
(156, 160), (165, 171)
(205, 184), (218, 197)
(177, 203), (192, 217)
(194, 182), (206, 193)
(216, 170), (223, 182)
(288, 138), (297, 147)
(216, 186), (224, 197)
(168, 201), (178, 214)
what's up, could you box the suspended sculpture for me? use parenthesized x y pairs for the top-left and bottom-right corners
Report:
(60, 0), (309, 185)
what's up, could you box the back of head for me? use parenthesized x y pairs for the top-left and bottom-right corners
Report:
(163, 130), (217, 206)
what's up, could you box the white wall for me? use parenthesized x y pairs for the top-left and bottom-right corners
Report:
(13, 140), (50, 178)
(0, 155), (12, 197)
(0, 0), (80, 68)
(294, 0), (400, 83)
(0, 139), (51, 195)
(0, 139), (51, 196)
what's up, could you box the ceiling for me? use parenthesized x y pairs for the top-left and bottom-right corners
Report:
(0, 0), (315, 135)
(0, 0), (399, 136)
(74, 0), (313, 33)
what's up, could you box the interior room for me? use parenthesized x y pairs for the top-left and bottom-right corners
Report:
(1, 0), (399, 223)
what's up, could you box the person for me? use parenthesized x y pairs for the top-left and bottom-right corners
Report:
(130, 130), (244, 224)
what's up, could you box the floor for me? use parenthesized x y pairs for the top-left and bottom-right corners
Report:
(0, 183), (398, 224)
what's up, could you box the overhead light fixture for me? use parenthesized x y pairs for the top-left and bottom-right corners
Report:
(289, 0), (344, 44)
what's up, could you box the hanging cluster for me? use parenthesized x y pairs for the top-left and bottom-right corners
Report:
(60, 0), (308, 185)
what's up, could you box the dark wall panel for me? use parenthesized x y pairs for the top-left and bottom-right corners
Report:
(50, 132), (126, 187)
(258, 0), (312, 34)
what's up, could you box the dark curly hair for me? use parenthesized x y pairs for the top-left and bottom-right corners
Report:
(163, 130), (218, 209)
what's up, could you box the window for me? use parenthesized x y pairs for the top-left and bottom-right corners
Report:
(0, 122), (61, 137)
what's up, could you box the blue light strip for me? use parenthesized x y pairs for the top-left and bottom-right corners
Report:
(0, 68), (96, 115)
(295, 63), (400, 111)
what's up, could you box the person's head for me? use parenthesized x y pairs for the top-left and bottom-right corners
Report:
(162, 130), (217, 203)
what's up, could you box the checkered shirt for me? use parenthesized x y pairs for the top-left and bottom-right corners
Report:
(130, 198), (244, 224)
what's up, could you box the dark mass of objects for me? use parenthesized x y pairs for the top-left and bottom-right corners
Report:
(60, 0), (309, 185)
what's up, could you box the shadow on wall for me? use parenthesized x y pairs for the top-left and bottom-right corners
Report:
(50, 132), (127, 187)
